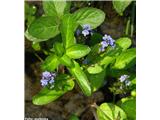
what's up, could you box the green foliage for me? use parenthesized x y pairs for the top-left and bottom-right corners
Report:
(87, 64), (103, 74)
(69, 61), (92, 96)
(120, 98), (136, 120)
(32, 78), (74, 105)
(41, 54), (59, 71)
(112, 0), (132, 16)
(25, 29), (47, 42)
(60, 14), (76, 49)
(86, 69), (106, 92)
(60, 54), (74, 67)
(25, 2), (36, 27)
(97, 103), (127, 120)
(42, 0), (71, 19)
(66, 44), (91, 59)
(69, 114), (80, 120)
(72, 7), (105, 29)
(112, 48), (136, 69)
(54, 42), (65, 57)
(116, 37), (132, 51)
(32, 42), (41, 51)
(28, 16), (60, 39)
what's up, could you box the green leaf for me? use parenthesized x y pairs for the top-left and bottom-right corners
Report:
(60, 54), (74, 68)
(32, 79), (74, 105)
(32, 42), (41, 51)
(112, 0), (132, 16)
(25, 29), (47, 42)
(120, 98), (136, 120)
(112, 48), (136, 69)
(116, 37), (132, 51)
(97, 103), (127, 120)
(72, 7), (105, 29)
(28, 16), (60, 39)
(69, 60), (92, 96)
(87, 64), (103, 74)
(86, 70), (106, 92)
(41, 54), (59, 71)
(66, 44), (91, 59)
(60, 14), (76, 49)
(69, 114), (80, 120)
(42, 0), (71, 18)
(54, 42), (65, 57)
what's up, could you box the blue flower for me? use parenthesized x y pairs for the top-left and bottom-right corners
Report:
(82, 24), (92, 36)
(99, 34), (115, 52)
(40, 79), (48, 87)
(82, 29), (90, 36)
(119, 75), (129, 82)
(99, 41), (109, 52)
(40, 71), (56, 87)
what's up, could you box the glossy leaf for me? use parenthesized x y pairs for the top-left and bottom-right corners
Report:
(32, 79), (74, 105)
(54, 42), (64, 57)
(66, 44), (91, 59)
(28, 16), (60, 39)
(43, 0), (71, 18)
(86, 70), (106, 92)
(60, 54), (74, 67)
(41, 54), (59, 71)
(87, 64), (103, 74)
(112, 48), (136, 69)
(97, 103), (127, 120)
(25, 29), (47, 42)
(116, 37), (132, 51)
(69, 60), (92, 96)
(72, 7), (105, 29)
(120, 98), (136, 120)
(60, 14), (76, 49)
(113, 0), (132, 16)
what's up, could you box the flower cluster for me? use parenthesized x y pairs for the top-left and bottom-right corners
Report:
(40, 71), (56, 87)
(119, 75), (131, 86)
(82, 24), (92, 36)
(99, 34), (115, 52)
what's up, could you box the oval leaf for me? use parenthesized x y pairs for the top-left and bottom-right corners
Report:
(43, 1), (71, 18)
(41, 54), (59, 71)
(86, 70), (106, 92)
(120, 98), (136, 120)
(69, 61), (92, 96)
(87, 64), (103, 74)
(28, 16), (60, 39)
(97, 103), (127, 120)
(72, 7), (105, 29)
(112, 0), (132, 16)
(112, 48), (136, 69)
(66, 44), (91, 59)
(116, 37), (132, 51)
(32, 79), (74, 105)
(60, 14), (76, 49)
(60, 54), (74, 67)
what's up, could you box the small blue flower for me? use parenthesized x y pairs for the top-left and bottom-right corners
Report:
(82, 29), (90, 36)
(83, 24), (91, 30)
(99, 41), (109, 52)
(82, 24), (92, 36)
(40, 71), (56, 87)
(49, 79), (54, 84)
(119, 75), (129, 82)
(40, 79), (48, 87)
(125, 80), (131, 86)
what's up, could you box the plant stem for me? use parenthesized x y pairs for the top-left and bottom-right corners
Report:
(34, 52), (43, 62)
